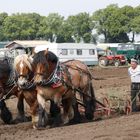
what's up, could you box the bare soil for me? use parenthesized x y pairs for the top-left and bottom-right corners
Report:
(1, 66), (140, 140)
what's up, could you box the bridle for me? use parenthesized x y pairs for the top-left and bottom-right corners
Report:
(16, 61), (35, 90)
(17, 72), (30, 80)
(34, 60), (61, 86)
(34, 59), (49, 78)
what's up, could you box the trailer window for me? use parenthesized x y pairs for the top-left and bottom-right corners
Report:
(61, 49), (68, 55)
(70, 49), (74, 55)
(77, 49), (82, 55)
(89, 49), (95, 55)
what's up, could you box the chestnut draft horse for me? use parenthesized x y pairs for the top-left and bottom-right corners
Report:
(14, 54), (61, 128)
(32, 49), (96, 128)
(14, 54), (39, 128)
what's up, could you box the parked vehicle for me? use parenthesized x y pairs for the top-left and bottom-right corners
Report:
(0, 46), (26, 58)
(0, 46), (26, 65)
(117, 43), (140, 63)
(35, 43), (99, 66)
(98, 48), (127, 67)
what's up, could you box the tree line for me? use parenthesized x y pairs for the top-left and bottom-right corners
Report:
(0, 4), (140, 43)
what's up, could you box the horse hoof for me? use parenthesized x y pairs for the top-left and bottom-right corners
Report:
(68, 118), (81, 125)
(34, 124), (47, 130)
(24, 116), (32, 122)
(33, 124), (47, 130)
(33, 125), (37, 129)
(85, 113), (93, 120)
(12, 116), (32, 124)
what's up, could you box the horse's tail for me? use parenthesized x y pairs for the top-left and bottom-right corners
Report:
(89, 81), (96, 114)
(84, 81), (96, 120)
(0, 100), (13, 124)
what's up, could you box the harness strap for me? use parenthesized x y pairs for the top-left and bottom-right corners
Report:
(0, 84), (17, 102)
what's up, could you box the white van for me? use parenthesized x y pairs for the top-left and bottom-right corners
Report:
(35, 43), (98, 66)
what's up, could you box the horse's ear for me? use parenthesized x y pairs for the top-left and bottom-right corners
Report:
(44, 48), (49, 55)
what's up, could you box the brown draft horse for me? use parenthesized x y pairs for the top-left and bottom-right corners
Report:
(32, 49), (96, 128)
(14, 54), (39, 128)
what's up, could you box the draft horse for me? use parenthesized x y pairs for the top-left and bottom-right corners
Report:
(0, 57), (36, 124)
(0, 58), (13, 124)
(14, 54), (61, 128)
(14, 54), (39, 128)
(32, 49), (96, 128)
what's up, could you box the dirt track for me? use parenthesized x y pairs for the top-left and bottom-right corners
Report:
(1, 66), (140, 140)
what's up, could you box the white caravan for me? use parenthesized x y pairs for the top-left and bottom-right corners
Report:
(35, 43), (98, 66)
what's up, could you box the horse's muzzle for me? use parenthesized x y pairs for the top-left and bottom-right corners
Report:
(34, 75), (44, 85)
(17, 78), (27, 87)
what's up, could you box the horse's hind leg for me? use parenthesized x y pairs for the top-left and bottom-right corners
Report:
(69, 97), (81, 124)
(84, 82), (96, 120)
(0, 100), (12, 124)
(62, 98), (74, 125)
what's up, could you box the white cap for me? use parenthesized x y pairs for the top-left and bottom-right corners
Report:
(131, 58), (138, 64)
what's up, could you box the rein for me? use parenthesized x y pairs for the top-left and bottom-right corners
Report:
(0, 84), (17, 102)
(60, 77), (106, 107)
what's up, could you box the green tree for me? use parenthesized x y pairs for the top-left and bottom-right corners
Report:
(3, 13), (42, 40)
(0, 12), (8, 41)
(130, 6), (140, 42)
(38, 13), (64, 42)
(56, 20), (74, 43)
(92, 4), (130, 43)
(67, 12), (93, 43)
(25, 13), (42, 39)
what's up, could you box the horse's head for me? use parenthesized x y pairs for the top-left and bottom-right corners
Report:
(33, 49), (58, 85)
(14, 54), (33, 87)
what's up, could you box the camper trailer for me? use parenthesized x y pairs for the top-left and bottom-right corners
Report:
(35, 43), (98, 66)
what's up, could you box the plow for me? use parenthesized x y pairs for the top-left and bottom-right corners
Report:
(76, 87), (132, 119)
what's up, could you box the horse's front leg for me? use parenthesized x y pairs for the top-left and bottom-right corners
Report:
(37, 94), (48, 128)
(14, 92), (31, 123)
(0, 84), (12, 124)
(30, 100), (39, 129)
(0, 100), (12, 124)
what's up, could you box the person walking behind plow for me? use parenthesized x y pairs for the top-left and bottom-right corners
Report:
(128, 58), (140, 112)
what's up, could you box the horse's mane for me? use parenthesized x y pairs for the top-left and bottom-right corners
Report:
(33, 51), (58, 65)
(14, 54), (32, 71)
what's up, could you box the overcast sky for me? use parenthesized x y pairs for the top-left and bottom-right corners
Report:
(0, 0), (139, 17)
